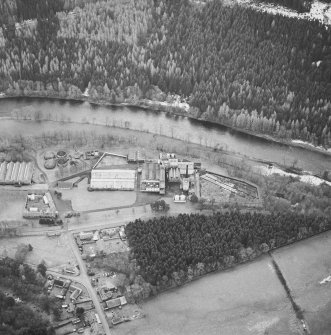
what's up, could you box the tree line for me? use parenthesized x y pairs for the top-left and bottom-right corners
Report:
(125, 212), (330, 287)
(0, 0), (330, 147)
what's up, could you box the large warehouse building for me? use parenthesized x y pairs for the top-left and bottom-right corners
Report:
(90, 168), (136, 190)
(89, 153), (136, 190)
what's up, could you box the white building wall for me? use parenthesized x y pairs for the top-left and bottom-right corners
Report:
(90, 178), (135, 190)
(90, 169), (136, 190)
(91, 169), (136, 180)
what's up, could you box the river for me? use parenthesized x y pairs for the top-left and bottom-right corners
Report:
(0, 97), (330, 174)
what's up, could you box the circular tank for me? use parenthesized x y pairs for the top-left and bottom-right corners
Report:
(56, 150), (67, 159)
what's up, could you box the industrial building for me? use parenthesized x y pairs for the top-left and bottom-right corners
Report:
(178, 161), (194, 175)
(89, 153), (136, 191)
(90, 167), (136, 190)
(127, 149), (145, 163)
(0, 161), (33, 185)
(140, 163), (165, 194)
(168, 167), (181, 183)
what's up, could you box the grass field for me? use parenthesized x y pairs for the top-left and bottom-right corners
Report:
(0, 189), (27, 220)
(61, 179), (137, 211)
(113, 255), (300, 335)
(273, 231), (331, 335)
(0, 234), (75, 267)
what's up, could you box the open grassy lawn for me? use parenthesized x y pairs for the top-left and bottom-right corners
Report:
(60, 179), (137, 211)
(0, 189), (27, 220)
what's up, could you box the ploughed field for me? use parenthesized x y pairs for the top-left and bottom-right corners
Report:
(114, 231), (331, 335)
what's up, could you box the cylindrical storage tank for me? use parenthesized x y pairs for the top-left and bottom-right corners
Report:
(57, 158), (68, 167)
(57, 150), (67, 159)
(5, 162), (14, 183)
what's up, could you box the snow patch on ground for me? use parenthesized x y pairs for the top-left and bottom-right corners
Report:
(228, 0), (331, 26)
(82, 88), (89, 97)
(291, 139), (329, 152)
(144, 95), (190, 112)
(259, 166), (331, 186)
(320, 275), (331, 284)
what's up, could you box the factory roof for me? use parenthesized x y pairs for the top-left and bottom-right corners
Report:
(141, 163), (161, 181)
(93, 164), (134, 171)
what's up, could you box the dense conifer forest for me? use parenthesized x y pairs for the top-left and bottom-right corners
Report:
(0, 0), (330, 147)
(126, 212), (330, 286)
(0, 257), (57, 335)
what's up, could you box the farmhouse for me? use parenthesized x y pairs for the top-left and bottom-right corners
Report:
(23, 192), (58, 219)
(104, 296), (127, 310)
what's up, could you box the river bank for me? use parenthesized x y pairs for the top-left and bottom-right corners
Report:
(0, 94), (330, 174)
(1, 92), (330, 158)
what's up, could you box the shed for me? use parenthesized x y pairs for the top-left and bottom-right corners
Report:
(105, 298), (122, 310)
(57, 181), (73, 189)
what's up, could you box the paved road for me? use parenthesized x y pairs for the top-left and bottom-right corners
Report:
(47, 232), (112, 335)
(66, 232), (111, 335)
(70, 202), (206, 231)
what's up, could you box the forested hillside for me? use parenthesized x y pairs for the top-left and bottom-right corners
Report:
(0, 0), (330, 147)
(126, 212), (330, 287)
(0, 0), (17, 26)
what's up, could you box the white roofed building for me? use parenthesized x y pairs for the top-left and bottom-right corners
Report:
(90, 167), (136, 190)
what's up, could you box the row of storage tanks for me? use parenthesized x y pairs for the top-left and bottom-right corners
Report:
(0, 161), (33, 184)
